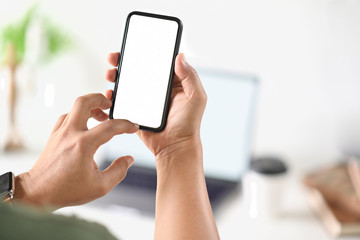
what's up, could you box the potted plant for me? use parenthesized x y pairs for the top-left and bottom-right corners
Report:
(0, 6), (70, 151)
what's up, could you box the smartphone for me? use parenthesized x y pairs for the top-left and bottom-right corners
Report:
(109, 11), (183, 132)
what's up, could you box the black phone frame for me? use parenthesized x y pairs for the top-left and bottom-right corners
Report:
(109, 11), (183, 132)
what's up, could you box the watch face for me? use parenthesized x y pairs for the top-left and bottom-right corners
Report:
(0, 172), (13, 200)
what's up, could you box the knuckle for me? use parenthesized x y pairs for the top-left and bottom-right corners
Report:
(74, 96), (88, 108)
(59, 113), (67, 120)
(103, 119), (130, 133)
(193, 89), (207, 106)
(191, 66), (199, 77)
(94, 93), (103, 98)
(104, 119), (117, 131)
(96, 93), (109, 106)
(118, 170), (128, 182)
(53, 114), (68, 131)
(74, 134), (89, 152)
(202, 91), (208, 105)
(59, 127), (71, 138)
(98, 185), (108, 197)
(91, 109), (102, 119)
(97, 182), (110, 197)
(189, 65), (199, 79)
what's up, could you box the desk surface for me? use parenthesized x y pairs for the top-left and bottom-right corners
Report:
(0, 152), (358, 240)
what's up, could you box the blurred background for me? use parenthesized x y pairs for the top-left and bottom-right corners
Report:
(1, 0), (360, 239)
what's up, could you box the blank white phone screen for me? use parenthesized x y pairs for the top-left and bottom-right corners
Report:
(113, 14), (179, 129)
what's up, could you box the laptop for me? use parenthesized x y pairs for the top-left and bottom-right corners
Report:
(95, 69), (258, 214)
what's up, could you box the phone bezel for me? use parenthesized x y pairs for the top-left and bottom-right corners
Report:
(109, 11), (183, 132)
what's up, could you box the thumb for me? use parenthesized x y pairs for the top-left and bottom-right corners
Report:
(101, 155), (134, 190)
(175, 53), (197, 81)
(175, 53), (206, 100)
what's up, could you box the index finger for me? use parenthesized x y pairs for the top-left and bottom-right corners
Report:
(87, 119), (139, 149)
(68, 93), (112, 129)
(107, 52), (119, 67)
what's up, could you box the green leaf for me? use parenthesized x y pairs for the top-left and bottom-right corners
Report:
(40, 17), (72, 63)
(0, 6), (37, 64)
(0, 5), (72, 65)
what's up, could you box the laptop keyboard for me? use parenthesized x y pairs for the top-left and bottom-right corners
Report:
(117, 164), (157, 191)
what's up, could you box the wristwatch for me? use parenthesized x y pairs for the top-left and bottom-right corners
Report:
(0, 172), (15, 202)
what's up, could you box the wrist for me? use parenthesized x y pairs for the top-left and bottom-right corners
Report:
(155, 136), (204, 178)
(13, 172), (42, 207)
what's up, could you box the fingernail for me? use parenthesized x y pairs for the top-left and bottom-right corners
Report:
(134, 123), (139, 129)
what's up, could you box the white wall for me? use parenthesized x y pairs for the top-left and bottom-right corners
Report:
(1, 0), (360, 172)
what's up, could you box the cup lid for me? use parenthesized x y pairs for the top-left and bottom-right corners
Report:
(250, 157), (287, 175)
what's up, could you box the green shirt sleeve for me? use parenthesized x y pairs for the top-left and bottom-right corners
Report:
(0, 202), (118, 240)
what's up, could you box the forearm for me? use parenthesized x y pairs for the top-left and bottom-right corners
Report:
(154, 138), (219, 240)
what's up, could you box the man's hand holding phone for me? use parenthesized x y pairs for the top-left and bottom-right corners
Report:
(106, 52), (218, 239)
(106, 52), (207, 168)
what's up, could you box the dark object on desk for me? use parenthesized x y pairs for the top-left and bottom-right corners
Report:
(95, 161), (239, 215)
(250, 156), (287, 175)
(303, 162), (360, 237)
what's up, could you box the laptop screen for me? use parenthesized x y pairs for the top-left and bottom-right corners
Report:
(104, 69), (258, 182)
